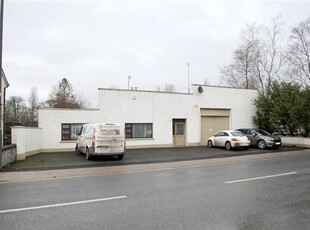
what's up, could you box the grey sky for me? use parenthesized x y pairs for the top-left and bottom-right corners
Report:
(3, 0), (310, 107)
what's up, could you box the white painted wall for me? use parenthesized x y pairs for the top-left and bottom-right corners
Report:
(1, 72), (9, 143)
(39, 109), (101, 151)
(98, 85), (257, 147)
(99, 89), (197, 147)
(15, 85), (258, 158)
(281, 136), (310, 147)
(11, 126), (42, 160)
(193, 85), (257, 129)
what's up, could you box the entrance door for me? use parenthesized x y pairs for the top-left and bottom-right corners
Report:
(173, 120), (186, 146)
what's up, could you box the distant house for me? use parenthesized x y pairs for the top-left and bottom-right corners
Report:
(1, 69), (9, 144)
(12, 85), (258, 160)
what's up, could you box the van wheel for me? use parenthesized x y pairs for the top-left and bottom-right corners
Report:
(86, 148), (92, 160)
(117, 154), (124, 160)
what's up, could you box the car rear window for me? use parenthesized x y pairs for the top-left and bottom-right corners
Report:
(231, 131), (245, 137)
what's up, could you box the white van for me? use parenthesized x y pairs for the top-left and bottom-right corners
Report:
(75, 123), (125, 160)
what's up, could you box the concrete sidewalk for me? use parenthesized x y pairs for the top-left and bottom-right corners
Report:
(2, 146), (305, 172)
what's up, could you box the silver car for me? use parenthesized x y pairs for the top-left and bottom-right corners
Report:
(236, 128), (282, 149)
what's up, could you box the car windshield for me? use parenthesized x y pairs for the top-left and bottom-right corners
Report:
(231, 131), (245, 137)
(255, 129), (271, 136)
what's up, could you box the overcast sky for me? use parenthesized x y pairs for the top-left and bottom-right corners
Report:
(3, 0), (310, 107)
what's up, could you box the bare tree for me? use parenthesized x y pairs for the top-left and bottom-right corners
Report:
(287, 17), (310, 87)
(163, 84), (176, 92)
(75, 91), (91, 109)
(220, 16), (286, 94)
(5, 96), (28, 124)
(220, 24), (260, 90)
(259, 15), (287, 94)
(28, 87), (39, 126)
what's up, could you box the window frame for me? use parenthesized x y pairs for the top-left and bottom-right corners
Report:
(125, 123), (153, 139)
(61, 123), (84, 141)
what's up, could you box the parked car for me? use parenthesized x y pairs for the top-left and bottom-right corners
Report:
(236, 128), (282, 149)
(207, 130), (250, 150)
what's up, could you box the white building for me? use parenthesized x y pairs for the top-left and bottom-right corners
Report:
(12, 85), (258, 160)
(1, 70), (9, 143)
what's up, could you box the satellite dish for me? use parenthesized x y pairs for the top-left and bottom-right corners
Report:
(198, 86), (204, 93)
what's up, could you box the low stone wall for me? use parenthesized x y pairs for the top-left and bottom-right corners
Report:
(1, 144), (17, 167)
(281, 137), (310, 148)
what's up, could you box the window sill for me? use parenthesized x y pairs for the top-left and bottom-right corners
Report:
(60, 140), (77, 143)
(126, 138), (154, 141)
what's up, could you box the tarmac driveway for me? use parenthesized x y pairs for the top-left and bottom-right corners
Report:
(3, 146), (303, 172)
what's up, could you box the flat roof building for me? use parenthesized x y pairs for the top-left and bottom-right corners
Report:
(13, 85), (258, 160)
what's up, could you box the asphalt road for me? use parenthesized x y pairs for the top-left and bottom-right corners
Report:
(1, 149), (310, 229)
(4, 146), (304, 171)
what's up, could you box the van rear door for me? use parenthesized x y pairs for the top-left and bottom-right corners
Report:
(94, 124), (125, 154)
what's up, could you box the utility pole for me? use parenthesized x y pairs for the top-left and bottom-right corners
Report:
(187, 63), (190, 94)
(0, 0), (4, 171)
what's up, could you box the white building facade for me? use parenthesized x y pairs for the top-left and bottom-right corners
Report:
(12, 85), (258, 160)
(1, 70), (9, 143)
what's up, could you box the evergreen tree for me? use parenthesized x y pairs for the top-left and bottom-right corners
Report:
(47, 78), (81, 109)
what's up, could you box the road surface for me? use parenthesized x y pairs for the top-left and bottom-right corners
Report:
(1, 149), (310, 229)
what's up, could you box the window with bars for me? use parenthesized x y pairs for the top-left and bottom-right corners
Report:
(61, 123), (84, 140)
(125, 123), (153, 138)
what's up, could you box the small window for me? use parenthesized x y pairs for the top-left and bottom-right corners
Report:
(61, 123), (84, 141)
(125, 123), (153, 138)
(216, 132), (224, 137)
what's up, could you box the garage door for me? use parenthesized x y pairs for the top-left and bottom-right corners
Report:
(200, 109), (230, 145)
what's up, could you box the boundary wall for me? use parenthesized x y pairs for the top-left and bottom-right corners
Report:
(1, 144), (16, 167)
(281, 137), (310, 148)
(11, 126), (42, 160)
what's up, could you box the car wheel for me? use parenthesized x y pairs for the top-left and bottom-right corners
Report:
(207, 140), (213, 148)
(257, 140), (267, 149)
(86, 148), (92, 160)
(243, 147), (248, 150)
(75, 145), (81, 155)
(225, 141), (232, 150)
(117, 154), (124, 160)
